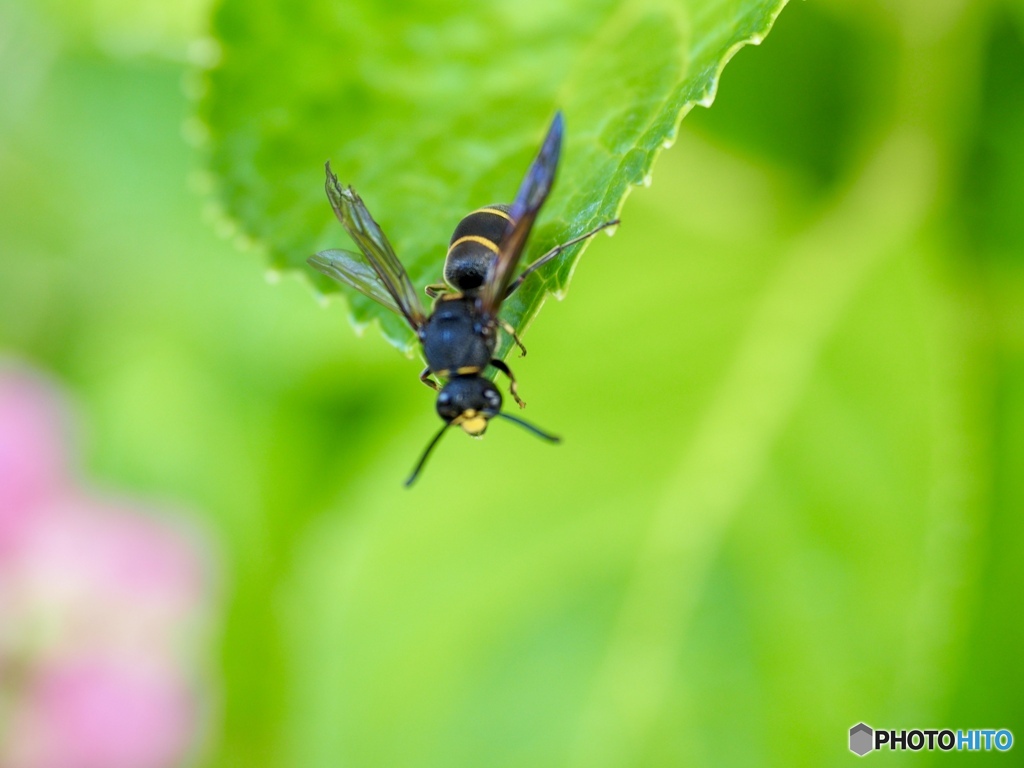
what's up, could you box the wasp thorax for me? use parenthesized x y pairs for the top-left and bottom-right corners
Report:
(437, 377), (502, 434)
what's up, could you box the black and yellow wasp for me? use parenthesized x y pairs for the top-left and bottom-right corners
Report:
(308, 112), (617, 485)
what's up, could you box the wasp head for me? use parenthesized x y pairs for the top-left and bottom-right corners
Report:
(436, 377), (502, 436)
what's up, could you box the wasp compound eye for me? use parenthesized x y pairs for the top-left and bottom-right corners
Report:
(436, 386), (459, 422)
(483, 385), (501, 412)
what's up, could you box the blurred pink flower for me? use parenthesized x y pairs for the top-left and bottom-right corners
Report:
(0, 367), (70, 555)
(9, 659), (195, 768)
(0, 361), (213, 768)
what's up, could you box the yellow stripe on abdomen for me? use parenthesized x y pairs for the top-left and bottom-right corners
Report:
(447, 235), (499, 255)
(472, 207), (513, 223)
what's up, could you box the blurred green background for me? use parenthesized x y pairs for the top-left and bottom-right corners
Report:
(1, 0), (1022, 766)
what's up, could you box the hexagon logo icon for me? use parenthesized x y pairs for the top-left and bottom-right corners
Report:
(850, 723), (874, 756)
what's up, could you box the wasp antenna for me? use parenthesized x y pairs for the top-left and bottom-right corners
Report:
(495, 411), (561, 443)
(405, 422), (453, 487)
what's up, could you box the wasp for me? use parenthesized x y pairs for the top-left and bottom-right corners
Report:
(308, 112), (617, 485)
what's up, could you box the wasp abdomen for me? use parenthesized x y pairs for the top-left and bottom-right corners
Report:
(444, 204), (514, 291)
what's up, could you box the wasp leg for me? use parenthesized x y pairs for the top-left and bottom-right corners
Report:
(425, 283), (449, 299)
(490, 358), (525, 408)
(498, 319), (527, 357)
(419, 366), (441, 391)
(505, 219), (620, 297)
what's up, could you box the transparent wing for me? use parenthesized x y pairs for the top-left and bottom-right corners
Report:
(322, 165), (427, 330)
(308, 249), (405, 316)
(478, 111), (563, 316)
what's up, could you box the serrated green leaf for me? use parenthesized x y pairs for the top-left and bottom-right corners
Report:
(200, 0), (788, 352)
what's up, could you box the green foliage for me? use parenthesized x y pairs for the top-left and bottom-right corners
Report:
(200, 0), (788, 350)
(958, 11), (1024, 257)
(3, 1), (1024, 767)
